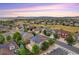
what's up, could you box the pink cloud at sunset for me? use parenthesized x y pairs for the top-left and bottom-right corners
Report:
(0, 3), (79, 17)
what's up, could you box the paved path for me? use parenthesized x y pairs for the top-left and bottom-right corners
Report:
(56, 41), (79, 54)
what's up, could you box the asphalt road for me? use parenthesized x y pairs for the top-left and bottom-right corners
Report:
(48, 48), (68, 55)
(56, 41), (79, 54)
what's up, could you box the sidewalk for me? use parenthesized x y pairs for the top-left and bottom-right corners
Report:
(58, 38), (67, 44)
(40, 38), (79, 55)
(40, 44), (58, 55)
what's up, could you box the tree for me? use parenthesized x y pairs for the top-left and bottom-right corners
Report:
(65, 34), (76, 46)
(24, 28), (29, 32)
(41, 41), (49, 51)
(43, 30), (47, 35)
(6, 35), (11, 41)
(13, 32), (20, 39)
(0, 34), (5, 44)
(43, 30), (51, 36)
(48, 38), (55, 45)
(32, 32), (36, 36)
(13, 32), (22, 44)
(18, 40), (25, 47)
(53, 33), (59, 39)
(17, 47), (31, 55)
(32, 44), (40, 54)
(46, 32), (51, 36)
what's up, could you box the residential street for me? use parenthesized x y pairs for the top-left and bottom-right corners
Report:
(56, 41), (79, 54)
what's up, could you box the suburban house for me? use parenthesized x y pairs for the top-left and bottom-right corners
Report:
(30, 34), (48, 47)
(32, 26), (43, 34)
(69, 21), (74, 26)
(0, 47), (15, 55)
(55, 29), (69, 38)
(74, 32), (79, 41)
(16, 24), (24, 32)
(74, 22), (79, 27)
(52, 21), (57, 25)
(20, 32), (33, 44)
(0, 40), (19, 55)
(45, 29), (53, 33)
(27, 25), (35, 31)
(0, 25), (9, 33)
(26, 34), (48, 51)
(63, 21), (69, 26)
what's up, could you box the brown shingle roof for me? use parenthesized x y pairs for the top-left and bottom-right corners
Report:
(0, 41), (19, 55)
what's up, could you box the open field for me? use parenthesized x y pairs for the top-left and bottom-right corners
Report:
(32, 24), (79, 33)
(15, 21), (79, 33)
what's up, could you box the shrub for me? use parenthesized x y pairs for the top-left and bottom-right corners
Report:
(32, 32), (36, 36)
(65, 34), (76, 46)
(6, 35), (11, 41)
(13, 32), (22, 44)
(17, 47), (31, 55)
(43, 30), (51, 36)
(0, 34), (5, 44)
(48, 38), (55, 45)
(53, 33), (59, 39)
(41, 41), (49, 51)
(32, 44), (40, 54)
(24, 28), (29, 32)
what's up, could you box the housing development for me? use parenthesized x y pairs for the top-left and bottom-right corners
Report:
(0, 17), (79, 55)
(0, 3), (79, 55)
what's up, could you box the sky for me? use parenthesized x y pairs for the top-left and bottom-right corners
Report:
(0, 3), (79, 17)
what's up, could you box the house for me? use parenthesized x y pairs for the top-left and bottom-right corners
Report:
(55, 29), (69, 38)
(52, 29), (56, 34)
(63, 21), (69, 26)
(30, 34), (48, 47)
(41, 22), (46, 24)
(32, 27), (40, 34)
(32, 26), (43, 34)
(0, 25), (9, 32)
(0, 48), (14, 55)
(52, 21), (57, 25)
(8, 40), (19, 50)
(74, 22), (79, 27)
(20, 32), (33, 44)
(27, 25), (35, 31)
(74, 32), (79, 41)
(0, 41), (19, 55)
(43, 27), (53, 34)
(16, 24), (24, 32)
(69, 21), (74, 26)
(45, 29), (53, 33)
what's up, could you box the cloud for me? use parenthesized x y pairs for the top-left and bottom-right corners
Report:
(2, 3), (78, 12)
(0, 3), (79, 17)
(11, 11), (79, 17)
